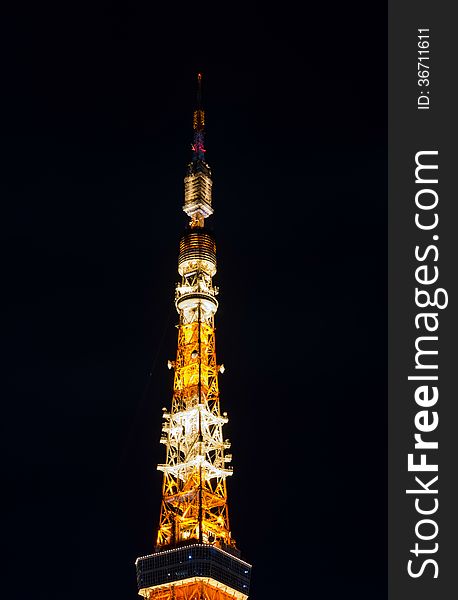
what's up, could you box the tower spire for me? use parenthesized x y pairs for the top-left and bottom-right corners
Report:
(135, 76), (252, 600)
(184, 72), (213, 228)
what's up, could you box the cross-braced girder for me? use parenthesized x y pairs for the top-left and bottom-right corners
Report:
(157, 281), (234, 548)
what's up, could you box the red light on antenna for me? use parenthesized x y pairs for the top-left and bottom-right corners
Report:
(198, 72), (202, 80)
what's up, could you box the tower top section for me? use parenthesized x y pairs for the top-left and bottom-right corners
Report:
(183, 73), (213, 228)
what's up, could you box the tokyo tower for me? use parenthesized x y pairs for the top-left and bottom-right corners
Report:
(135, 74), (252, 600)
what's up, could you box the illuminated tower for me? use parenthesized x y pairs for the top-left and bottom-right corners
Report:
(135, 74), (252, 600)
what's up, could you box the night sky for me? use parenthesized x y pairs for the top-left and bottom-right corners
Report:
(2, 2), (386, 599)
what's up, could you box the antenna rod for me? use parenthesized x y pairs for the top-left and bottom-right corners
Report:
(197, 72), (203, 108)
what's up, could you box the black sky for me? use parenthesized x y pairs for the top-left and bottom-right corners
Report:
(1, 2), (386, 599)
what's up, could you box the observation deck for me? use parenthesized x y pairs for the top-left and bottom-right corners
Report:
(136, 543), (251, 599)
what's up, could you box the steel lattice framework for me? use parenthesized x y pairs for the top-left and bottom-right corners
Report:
(156, 311), (233, 547)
